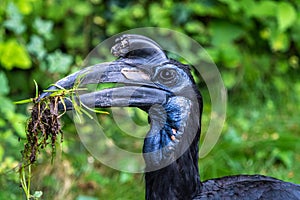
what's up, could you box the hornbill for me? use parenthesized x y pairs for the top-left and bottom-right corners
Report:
(39, 34), (300, 199)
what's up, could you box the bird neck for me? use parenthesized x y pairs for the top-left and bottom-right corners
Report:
(143, 96), (202, 199)
(144, 131), (201, 200)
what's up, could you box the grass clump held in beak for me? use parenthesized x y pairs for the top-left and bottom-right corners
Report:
(23, 95), (63, 164)
(15, 79), (107, 200)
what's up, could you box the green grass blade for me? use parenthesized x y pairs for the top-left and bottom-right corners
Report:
(14, 98), (34, 104)
(33, 80), (38, 98)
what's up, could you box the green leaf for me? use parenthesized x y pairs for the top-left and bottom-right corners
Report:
(275, 60), (289, 74)
(273, 76), (287, 92)
(185, 21), (205, 34)
(33, 18), (54, 40)
(73, 2), (93, 16)
(15, 0), (33, 15)
(0, 118), (5, 127)
(277, 2), (297, 32)
(3, 2), (26, 34)
(209, 21), (244, 47)
(0, 40), (31, 70)
(222, 71), (237, 89)
(220, 45), (241, 68)
(43, 50), (73, 73)
(27, 35), (46, 60)
(0, 71), (10, 95)
(132, 4), (145, 18)
(270, 32), (289, 52)
(248, 1), (276, 18)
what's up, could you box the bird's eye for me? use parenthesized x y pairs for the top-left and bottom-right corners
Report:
(157, 68), (178, 86)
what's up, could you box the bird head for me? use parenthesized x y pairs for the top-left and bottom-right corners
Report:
(39, 34), (202, 170)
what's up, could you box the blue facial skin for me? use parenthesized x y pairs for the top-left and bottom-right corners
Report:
(143, 96), (192, 167)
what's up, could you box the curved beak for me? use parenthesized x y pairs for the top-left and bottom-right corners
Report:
(39, 59), (171, 110)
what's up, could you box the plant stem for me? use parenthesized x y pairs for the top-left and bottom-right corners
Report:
(20, 164), (30, 200)
(27, 164), (31, 199)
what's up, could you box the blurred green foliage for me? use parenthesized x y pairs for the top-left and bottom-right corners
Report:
(0, 0), (299, 199)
